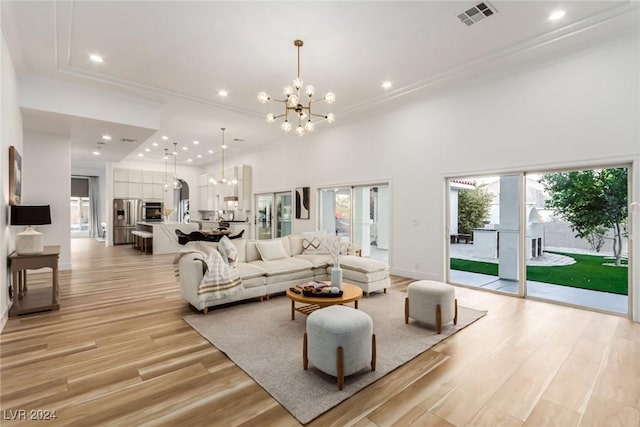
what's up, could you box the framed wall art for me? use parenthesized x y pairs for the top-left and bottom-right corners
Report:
(9, 145), (22, 205)
(295, 186), (310, 219)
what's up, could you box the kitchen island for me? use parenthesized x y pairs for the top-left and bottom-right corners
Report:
(136, 221), (199, 254)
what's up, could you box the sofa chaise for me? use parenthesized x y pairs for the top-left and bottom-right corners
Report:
(176, 234), (390, 313)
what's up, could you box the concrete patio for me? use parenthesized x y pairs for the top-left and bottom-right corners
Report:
(449, 243), (628, 314)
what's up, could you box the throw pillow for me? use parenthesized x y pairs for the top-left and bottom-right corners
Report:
(301, 231), (329, 254)
(256, 240), (289, 261)
(218, 236), (239, 267)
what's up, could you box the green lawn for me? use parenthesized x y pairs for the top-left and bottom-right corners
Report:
(450, 251), (628, 295)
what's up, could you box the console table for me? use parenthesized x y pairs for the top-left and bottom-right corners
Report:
(9, 245), (60, 317)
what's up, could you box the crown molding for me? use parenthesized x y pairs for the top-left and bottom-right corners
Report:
(340, 2), (639, 118)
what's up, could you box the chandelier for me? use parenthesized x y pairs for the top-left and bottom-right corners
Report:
(171, 142), (182, 190)
(258, 40), (335, 136)
(209, 128), (237, 186)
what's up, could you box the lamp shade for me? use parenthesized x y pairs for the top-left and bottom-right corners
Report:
(10, 205), (52, 226)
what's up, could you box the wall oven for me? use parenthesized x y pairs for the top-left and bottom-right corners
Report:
(143, 202), (163, 222)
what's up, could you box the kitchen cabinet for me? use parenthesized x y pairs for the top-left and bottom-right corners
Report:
(128, 182), (143, 198)
(129, 170), (142, 182)
(114, 168), (164, 201)
(114, 182), (129, 198)
(114, 169), (129, 182)
(195, 166), (252, 213)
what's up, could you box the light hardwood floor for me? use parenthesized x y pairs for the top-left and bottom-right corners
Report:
(1, 238), (639, 426)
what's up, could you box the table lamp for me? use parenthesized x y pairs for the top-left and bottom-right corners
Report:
(10, 205), (52, 254)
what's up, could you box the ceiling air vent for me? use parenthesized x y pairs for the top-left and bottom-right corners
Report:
(120, 138), (137, 143)
(457, 2), (497, 27)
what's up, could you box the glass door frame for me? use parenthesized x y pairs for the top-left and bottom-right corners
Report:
(445, 163), (634, 317)
(255, 190), (293, 240)
(317, 182), (391, 262)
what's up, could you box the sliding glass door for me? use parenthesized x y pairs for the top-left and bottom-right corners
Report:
(70, 196), (90, 237)
(447, 165), (630, 314)
(447, 175), (521, 295)
(255, 191), (292, 240)
(319, 184), (389, 262)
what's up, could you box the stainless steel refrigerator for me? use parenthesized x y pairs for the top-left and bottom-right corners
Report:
(113, 198), (142, 245)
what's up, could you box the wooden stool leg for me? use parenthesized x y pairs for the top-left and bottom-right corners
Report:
(404, 297), (409, 324)
(436, 304), (442, 334)
(337, 347), (344, 390)
(454, 299), (458, 325)
(303, 333), (308, 370)
(371, 334), (376, 371)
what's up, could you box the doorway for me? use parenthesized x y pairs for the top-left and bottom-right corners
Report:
(255, 191), (292, 240)
(319, 184), (390, 262)
(71, 177), (90, 238)
(447, 166), (630, 314)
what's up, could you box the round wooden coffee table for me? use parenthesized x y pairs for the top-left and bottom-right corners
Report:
(286, 283), (363, 320)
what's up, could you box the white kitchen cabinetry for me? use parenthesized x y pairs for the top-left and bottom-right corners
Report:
(114, 169), (129, 182)
(114, 181), (129, 198)
(129, 170), (142, 183)
(114, 168), (164, 201)
(195, 166), (252, 212)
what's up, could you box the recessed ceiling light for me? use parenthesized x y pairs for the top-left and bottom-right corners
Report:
(549, 10), (565, 21)
(89, 54), (104, 63)
(197, 154), (202, 158)
(161, 135), (169, 140)
(208, 150), (214, 154)
(193, 140), (199, 145)
(222, 144), (227, 149)
(137, 153), (144, 157)
(382, 81), (392, 89)
(144, 148), (151, 152)
(101, 134), (111, 140)
(218, 90), (228, 97)
(152, 142), (158, 147)
(92, 150), (100, 156)
(182, 146), (188, 151)
(187, 158), (193, 162)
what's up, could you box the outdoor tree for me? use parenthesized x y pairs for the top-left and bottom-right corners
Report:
(458, 186), (494, 235)
(541, 168), (628, 266)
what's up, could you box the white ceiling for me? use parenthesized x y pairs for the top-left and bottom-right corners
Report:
(2, 1), (638, 168)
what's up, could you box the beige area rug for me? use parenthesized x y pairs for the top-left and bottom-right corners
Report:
(184, 287), (486, 425)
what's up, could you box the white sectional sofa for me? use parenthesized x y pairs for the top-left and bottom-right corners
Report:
(176, 234), (390, 313)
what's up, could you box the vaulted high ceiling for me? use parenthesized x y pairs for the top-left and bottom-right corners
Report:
(2, 1), (638, 168)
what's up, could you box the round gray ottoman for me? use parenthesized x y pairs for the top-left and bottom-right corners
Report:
(405, 280), (457, 334)
(303, 305), (376, 390)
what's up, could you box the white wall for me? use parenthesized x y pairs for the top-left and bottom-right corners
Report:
(22, 131), (72, 270)
(222, 38), (640, 319)
(1, 18), (23, 329)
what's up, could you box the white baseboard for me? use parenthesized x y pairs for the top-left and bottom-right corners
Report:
(0, 304), (9, 332)
(390, 268), (442, 282)
(60, 262), (72, 271)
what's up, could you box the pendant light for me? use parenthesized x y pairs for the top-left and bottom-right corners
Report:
(171, 142), (183, 190)
(208, 128), (238, 186)
(163, 148), (169, 192)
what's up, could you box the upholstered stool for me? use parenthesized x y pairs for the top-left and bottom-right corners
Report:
(303, 305), (376, 390)
(405, 280), (457, 334)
